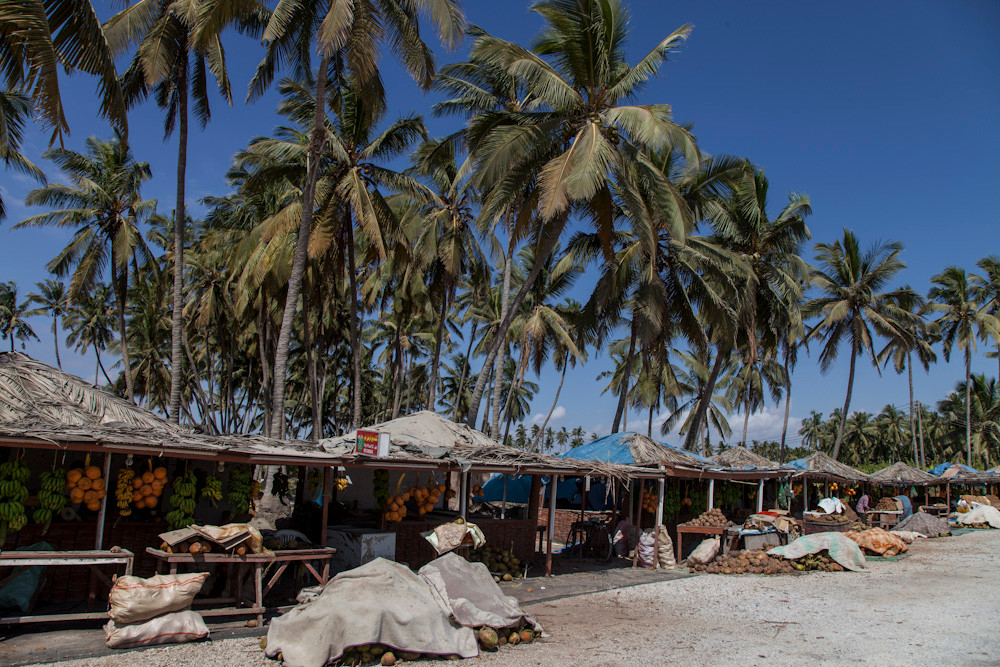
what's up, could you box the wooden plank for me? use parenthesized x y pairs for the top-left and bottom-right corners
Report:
(0, 550), (133, 560)
(0, 611), (110, 624)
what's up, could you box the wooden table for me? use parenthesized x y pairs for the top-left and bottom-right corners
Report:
(675, 525), (726, 564)
(0, 549), (134, 624)
(920, 505), (948, 518)
(146, 547), (335, 626)
(866, 510), (903, 529)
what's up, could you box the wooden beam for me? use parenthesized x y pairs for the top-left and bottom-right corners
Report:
(545, 475), (558, 577)
(707, 479), (715, 511)
(319, 467), (331, 546)
(94, 452), (112, 550)
(757, 479), (765, 513)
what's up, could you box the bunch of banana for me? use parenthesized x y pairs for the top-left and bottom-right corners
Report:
(116, 468), (135, 516)
(166, 471), (198, 530)
(33, 469), (67, 532)
(227, 467), (251, 515)
(201, 476), (223, 506)
(335, 476), (349, 491)
(0, 459), (30, 545)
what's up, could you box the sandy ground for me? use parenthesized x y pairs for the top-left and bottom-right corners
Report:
(21, 529), (1000, 667)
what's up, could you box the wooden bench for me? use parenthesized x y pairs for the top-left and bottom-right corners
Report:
(0, 548), (134, 624)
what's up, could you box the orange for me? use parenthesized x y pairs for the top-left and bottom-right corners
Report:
(134, 499), (145, 509)
(144, 495), (157, 508)
(141, 471), (154, 484)
(67, 469), (83, 484)
(77, 477), (92, 491)
(151, 485), (162, 497)
(86, 501), (101, 511)
(70, 488), (85, 503)
(91, 478), (105, 491)
(132, 477), (143, 489)
(139, 484), (152, 497)
(153, 467), (167, 480)
(96, 489), (106, 499)
(150, 479), (164, 491)
(85, 465), (101, 480)
(84, 490), (97, 503)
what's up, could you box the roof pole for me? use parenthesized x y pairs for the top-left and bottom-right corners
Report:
(320, 467), (331, 545)
(546, 475), (558, 577)
(707, 479), (715, 512)
(757, 479), (764, 513)
(94, 452), (113, 550)
(500, 474), (508, 520)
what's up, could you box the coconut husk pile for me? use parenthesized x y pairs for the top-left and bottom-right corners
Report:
(683, 508), (733, 528)
(875, 497), (901, 511)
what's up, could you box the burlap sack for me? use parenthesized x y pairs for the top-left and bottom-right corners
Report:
(105, 610), (209, 649)
(108, 572), (208, 625)
(685, 537), (720, 565)
(656, 526), (676, 569)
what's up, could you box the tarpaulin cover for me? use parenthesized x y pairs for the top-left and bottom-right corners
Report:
(844, 528), (909, 556)
(768, 532), (867, 571)
(477, 473), (614, 510)
(560, 432), (715, 466)
(957, 504), (1000, 528)
(928, 462), (980, 476)
(0, 541), (51, 612)
(418, 553), (541, 631)
(895, 511), (951, 537)
(894, 495), (913, 520)
(265, 558), (477, 667)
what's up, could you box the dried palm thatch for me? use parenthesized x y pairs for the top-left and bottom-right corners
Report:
(939, 465), (995, 484)
(712, 446), (779, 469)
(790, 451), (869, 483)
(868, 461), (938, 486)
(321, 412), (658, 480)
(0, 352), (337, 464)
(618, 433), (710, 468)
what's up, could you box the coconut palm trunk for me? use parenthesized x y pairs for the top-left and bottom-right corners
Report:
(466, 224), (563, 429)
(451, 321), (478, 420)
(907, 350), (917, 465)
(917, 400), (926, 468)
(490, 241), (514, 438)
(965, 345), (972, 466)
(612, 318), (637, 434)
(533, 363), (567, 450)
(779, 350), (791, 462)
(741, 395), (751, 446)
(684, 348), (727, 451)
(51, 315), (62, 370)
(426, 293), (448, 411)
(832, 344), (858, 461)
(112, 262), (135, 401)
(270, 49), (331, 438)
(347, 217), (362, 430)
(168, 47), (188, 424)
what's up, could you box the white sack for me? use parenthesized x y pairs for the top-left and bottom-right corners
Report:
(265, 558), (477, 667)
(957, 504), (1000, 528)
(655, 526), (676, 569)
(104, 610), (209, 649)
(636, 531), (656, 568)
(889, 530), (922, 543)
(418, 553), (541, 631)
(685, 537), (720, 565)
(108, 572), (208, 625)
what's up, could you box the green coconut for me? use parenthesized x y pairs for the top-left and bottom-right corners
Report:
(478, 627), (499, 651)
(380, 652), (396, 666)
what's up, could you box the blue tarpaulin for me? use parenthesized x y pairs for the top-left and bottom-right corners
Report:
(928, 462), (980, 476)
(559, 432), (715, 466)
(476, 473), (614, 510)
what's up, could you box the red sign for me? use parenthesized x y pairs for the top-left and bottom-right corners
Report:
(356, 430), (380, 456)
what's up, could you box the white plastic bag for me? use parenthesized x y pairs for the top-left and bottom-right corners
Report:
(105, 610), (209, 649)
(656, 526), (676, 569)
(685, 537), (720, 565)
(636, 531), (656, 568)
(108, 572), (209, 625)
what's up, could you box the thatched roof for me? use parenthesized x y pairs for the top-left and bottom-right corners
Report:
(868, 461), (938, 486)
(561, 432), (712, 470)
(787, 451), (869, 482)
(321, 412), (659, 479)
(939, 465), (995, 484)
(712, 446), (780, 469)
(0, 352), (337, 465)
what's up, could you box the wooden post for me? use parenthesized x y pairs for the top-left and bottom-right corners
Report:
(94, 452), (113, 550)
(500, 474), (508, 520)
(757, 479), (765, 513)
(946, 481), (951, 510)
(459, 471), (468, 519)
(803, 477), (809, 513)
(655, 475), (665, 528)
(632, 479), (644, 568)
(320, 467), (331, 546)
(546, 475), (558, 577)
(707, 479), (715, 511)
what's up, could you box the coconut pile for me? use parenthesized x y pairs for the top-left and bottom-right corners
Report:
(468, 545), (523, 580)
(683, 508), (734, 528)
(474, 623), (540, 651)
(875, 497), (900, 511)
(689, 548), (847, 575)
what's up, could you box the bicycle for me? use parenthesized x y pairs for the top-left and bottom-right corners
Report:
(566, 516), (614, 562)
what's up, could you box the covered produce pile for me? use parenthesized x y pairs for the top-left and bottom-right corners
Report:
(894, 512), (950, 538)
(683, 508), (734, 528)
(844, 528), (909, 556)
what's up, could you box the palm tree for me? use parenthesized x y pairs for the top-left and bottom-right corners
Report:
(105, 0), (255, 424)
(0, 90), (46, 219)
(461, 0), (697, 428)
(660, 348), (734, 455)
(841, 411), (877, 466)
(928, 266), (1000, 466)
(64, 284), (115, 385)
(877, 293), (936, 466)
(729, 354), (785, 446)
(877, 404), (910, 463)
(26, 279), (68, 369)
(248, 0), (464, 438)
(799, 410), (825, 452)
(972, 255), (1000, 379)
(15, 133), (157, 401)
(0, 0), (124, 141)
(532, 299), (587, 448)
(804, 230), (916, 461)
(0, 281), (38, 351)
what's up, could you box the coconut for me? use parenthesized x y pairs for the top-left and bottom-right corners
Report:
(398, 651), (422, 660)
(508, 631), (520, 646)
(478, 627), (499, 651)
(519, 630), (533, 644)
(381, 652), (397, 666)
(502, 573), (513, 582)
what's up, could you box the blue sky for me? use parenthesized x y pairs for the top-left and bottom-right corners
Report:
(2, 1), (998, 446)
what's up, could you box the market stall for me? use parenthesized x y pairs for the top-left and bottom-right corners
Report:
(786, 451), (869, 514)
(868, 462), (943, 517)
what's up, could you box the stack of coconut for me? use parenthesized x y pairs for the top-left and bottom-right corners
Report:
(683, 508), (734, 528)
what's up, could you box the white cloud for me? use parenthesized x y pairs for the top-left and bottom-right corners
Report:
(550, 405), (566, 421)
(525, 404), (566, 427)
(647, 404), (803, 448)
